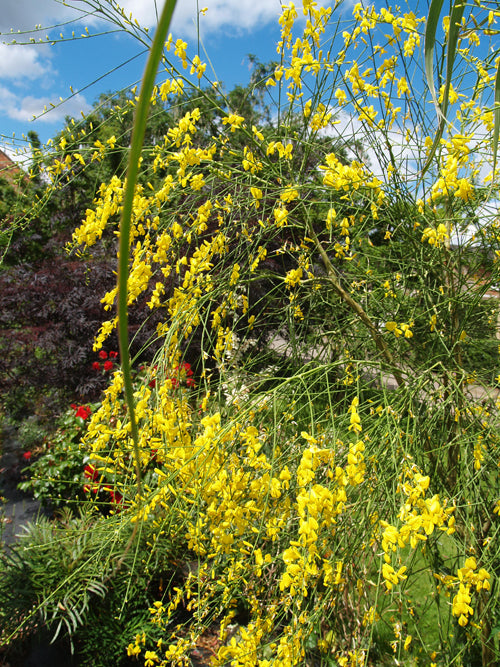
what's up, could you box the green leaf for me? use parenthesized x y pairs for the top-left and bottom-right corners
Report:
(117, 0), (178, 499)
(493, 60), (500, 175)
(424, 0), (445, 116)
(423, 0), (466, 176)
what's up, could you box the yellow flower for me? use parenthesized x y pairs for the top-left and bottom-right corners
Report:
(144, 650), (160, 666)
(385, 321), (402, 337)
(438, 82), (459, 105)
(382, 562), (407, 589)
(250, 186), (263, 208)
(335, 88), (347, 105)
(280, 186), (299, 202)
(273, 205), (289, 227)
(252, 125), (264, 141)
(400, 322), (413, 339)
(455, 178), (473, 202)
(421, 223), (448, 246)
(452, 584), (473, 626)
(190, 54), (206, 79)
(348, 397), (362, 433)
(174, 38), (188, 68)
(397, 76), (409, 97)
(222, 113), (245, 132)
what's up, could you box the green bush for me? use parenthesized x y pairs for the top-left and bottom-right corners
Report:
(18, 405), (94, 510)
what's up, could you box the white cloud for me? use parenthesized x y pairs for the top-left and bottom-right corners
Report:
(0, 0), (78, 32)
(0, 85), (20, 113)
(1, 0), (282, 36)
(1, 0), (341, 44)
(109, 0), (282, 36)
(0, 3), (90, 131)
(172, 0), (282, 37)
(0, 86), (91, 123)
(0, 43), (51, 80)
(120, 0), (343, 37)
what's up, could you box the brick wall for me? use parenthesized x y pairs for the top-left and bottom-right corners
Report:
(0, 148), (21, 184)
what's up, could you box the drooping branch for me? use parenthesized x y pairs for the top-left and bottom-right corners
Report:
(308, 224), (406, 388)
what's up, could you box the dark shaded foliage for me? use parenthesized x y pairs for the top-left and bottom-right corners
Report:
(0, 247), (164, 420)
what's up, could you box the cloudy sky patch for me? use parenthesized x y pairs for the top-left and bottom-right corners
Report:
(0, 0), (78, 32)
(0, 0), (284, 142)
(1, 0), (283, 35)
(0, 0), (344, 144)
(0, 83), (91, 123)
(0, 43), (52, 82)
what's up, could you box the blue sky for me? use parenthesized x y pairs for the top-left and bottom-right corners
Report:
(0, 0), (290, 156)
(0, 0), (444, 190)
(2, 0), (498, 243)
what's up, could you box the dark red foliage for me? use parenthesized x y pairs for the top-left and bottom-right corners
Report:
(0, 253), (163, 419)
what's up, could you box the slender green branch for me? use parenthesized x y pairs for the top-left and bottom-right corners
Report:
(117, 0), (178, 501)
(308, 224), (406, 388)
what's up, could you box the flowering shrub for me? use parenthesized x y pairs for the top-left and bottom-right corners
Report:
(6, 0), (500, 665)
(18, 403), (95, 509)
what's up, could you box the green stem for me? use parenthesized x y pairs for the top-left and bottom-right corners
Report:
(308, 224), (405, 388)
(117, 0), (178, 502)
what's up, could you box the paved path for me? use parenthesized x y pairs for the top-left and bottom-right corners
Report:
(268, 332), (500, 409)
(0, 425), (42, 547)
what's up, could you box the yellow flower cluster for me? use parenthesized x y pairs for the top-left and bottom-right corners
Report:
(421, 223), (449, 246)
(452, 557), (491, 626)
(430, 152), (474, 203)
(83, 377), (384, 665)
(385, 321), (413, 338)
(379, 465), (455, 591)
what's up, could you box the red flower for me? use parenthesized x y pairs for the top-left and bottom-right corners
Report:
(101, 485), (123, 508)
(103, 360), (113, 371)
(74, 405), (91, 420)
(186, 378), (196, 388)
(92, 361), (101, 371)
(148, 378), (156, 388)
(98, 350), (108, 360)
(84, 464), (98, 481)
(109, 351), (119, 359)
(83, 463), (99, 493)
(108, 489), (123, 506)
(22, 451), (32, 461)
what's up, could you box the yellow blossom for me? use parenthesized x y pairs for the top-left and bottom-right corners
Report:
(385, 321), (402, 337)
(222, 113), (245, 132)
